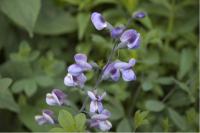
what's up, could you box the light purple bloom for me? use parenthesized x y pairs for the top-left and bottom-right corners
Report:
(90, 109), (112, 131)
(102, 63), (120, 81)
(46, 89), (68, 106)
(91, 12), (107, 30)
(114, 59), (136, 81)
(110, 27), (124, 39)
(68, 53), (92, 76)
(64, 73), (87, 88)
(120, 29), (140, 49)
(35, 109), (55, 125)
(133, 11), (146, 19)
(88, 90), (106, 113)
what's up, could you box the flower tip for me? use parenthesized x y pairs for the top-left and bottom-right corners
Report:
(91, 12), (107, 30)
(133, 11), (146, 19)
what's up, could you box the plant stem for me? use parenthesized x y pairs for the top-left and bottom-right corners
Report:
(162, 87), (176, 103)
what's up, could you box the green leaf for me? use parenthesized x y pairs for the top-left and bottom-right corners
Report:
(142, 80), (154, 91)
(35, 75), (54, 87)
(117, 118), (132, 132)
(178, 49), (194, 79)
(77, 13), (90, 40)
(168, 108), (188, 130)
(75, 113), (86, 131)
(155, 77), (174, 85)
(134, 110), (149, 130)
(0, 78), (12, 90)
(145, 100), (165, 112)
(162, 118), (170, 132)
(58, 110), (75, 131)
(0, 89), (19, 112)
(0, 0), (41, 37)
(50, 127), (66, 132)
(34, 0), (77, 35)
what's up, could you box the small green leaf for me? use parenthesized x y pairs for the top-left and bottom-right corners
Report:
(0, 0), (41, 37)
(142, 80), (154, 91)
(35, 75), (54, 87)
(155, 77), (174, 85)
(145, 100), (165, 112)
(0, 78), (12, 90)
(134, 110), (149, 130)
(168, 108), (188, 130)
(162, 118), (170, 132)
(117, 118), (132, 132)
(77, 13), (90, 40)
(50, 127), (66, 132)
(58, 110), (75, 131)
(75, 113), (86, 131)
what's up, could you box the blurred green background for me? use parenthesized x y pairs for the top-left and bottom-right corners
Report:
(0, 0), (199, 132)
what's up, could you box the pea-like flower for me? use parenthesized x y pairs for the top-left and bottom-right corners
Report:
(88, 90), (106, 113)
(90, 109), (112, 131)
(91, 12), (107, 30)
(114, 58), (136, 81)
(110, 27), (125, 39)
(46, 89), (69, 106)
(68, 53), (92, 76)
(133, 11), (146, 19)
(120, 29), (140, 49)
(35, 109), (55, 125)
(102, 62), (120, 81)
(64, 73), (87, 88)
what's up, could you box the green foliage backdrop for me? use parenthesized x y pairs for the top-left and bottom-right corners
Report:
(0, 0), (199, 132)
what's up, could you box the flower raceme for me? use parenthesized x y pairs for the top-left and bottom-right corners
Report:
(35, 109), (55, 125)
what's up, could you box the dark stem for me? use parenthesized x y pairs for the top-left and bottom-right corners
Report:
(162, 87), (176, 102)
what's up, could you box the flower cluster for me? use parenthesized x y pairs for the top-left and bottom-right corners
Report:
(35, 89), (68, 125)
(35, 11), (144, 132)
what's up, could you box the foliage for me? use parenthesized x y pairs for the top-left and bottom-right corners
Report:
(0, 0), (198, 132)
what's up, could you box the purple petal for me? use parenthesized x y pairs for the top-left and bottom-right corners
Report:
(74, 53), (87, 63)
(76, 73), (87, 88)
(111, 27), (124, 39)
(68, 64), (83, 76)
(91, 12), (107, 30)
(121, 69), (136, 81)
(78, 62), (92, 71)
(90, 101), (98, 113)
(42, 110), (54, 124)
(97, 102), (104, 113)
(88, 91), (97, 100)
(129, 58), (136, 66)
(98, 120), (112, 131)
(46, 93), (58, 106)
(64, 73), (76, 87)
(35, 115), (46, 125)
(98, 92), (106, 101)
(101, 109), (111, 117)
(114, 61), (131, 69)
(133, 11), (146, 19)
(90, 119), (100, 128)
(110, 69), (120, 81)
(127, 33), (140, 49)
(91, 113), (109, 120)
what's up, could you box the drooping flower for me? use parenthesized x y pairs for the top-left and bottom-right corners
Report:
(90, 109), (112, 131)
(91, 12), (107, 30)
(114, 58), (136, 81)
(35, 109), (55, 125)
(102, 62), (120, 81)
(68, 53), (92, 76)
(133, 11), (146, 19)
(110, 26), (124, 39)
(120, 29), (141, 49)
(64, 73), (87, 88)
(88, 90), (106, 113)
(46, 89), (69, 106)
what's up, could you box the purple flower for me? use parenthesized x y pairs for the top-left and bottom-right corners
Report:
(102, 62), (120, 81)
(64, 73), (87, 88)
(114, 59), (136, 81)
(110, 27), (124, 39)
(68, 53), (92, 76)
(90, 109), (112, 131)
(88, 90), (106, 113)
(46, 89), (68, 106)
(91, 12), (107, 30)
(120, 29), (141, 49)
(133, 11), (146, 19)
(35, 109), (55, 125)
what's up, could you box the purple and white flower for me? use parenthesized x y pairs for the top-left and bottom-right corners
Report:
(64, 73), (87, 88)
(35, 109), (55, 125)
(102, 62), (120, 81)
(114, 59), (136, 81)
(133, 11), (146, 19)
(46, 89), (68, 106)
(90, 109), (112, 131)
(68, 53), (92, 76)
(88, 90), (106, 113)
(110, 26), (124, 39)
(91, 12), (107, 30)
(120, 29), (141, 49)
